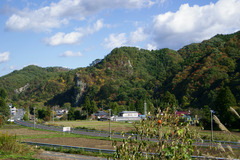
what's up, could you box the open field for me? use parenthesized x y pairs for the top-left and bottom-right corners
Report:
(45, 120), (240, 142)
(1, 124), (240, 159)
(26, 137), (114, 150)
(45, 120), (135, 132)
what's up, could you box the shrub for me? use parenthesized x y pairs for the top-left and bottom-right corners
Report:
(113, 108), (202, 159)
(0, 132), (33, 155)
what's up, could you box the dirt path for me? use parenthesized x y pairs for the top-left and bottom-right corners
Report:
(34, 151), (108, 160)
(25, 137), (115, 150)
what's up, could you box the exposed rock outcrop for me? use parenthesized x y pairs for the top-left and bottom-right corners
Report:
(74, 74), (87, 107)
(14, 83), (30, 94)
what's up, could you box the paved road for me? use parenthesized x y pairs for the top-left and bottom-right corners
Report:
(14, 108), (25, 121)
(14, 120), (240, 149)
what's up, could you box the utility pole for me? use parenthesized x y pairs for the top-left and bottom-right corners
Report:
(144, 100), (147, 116)
(28, 106), (29, 121)
(53, 106), (55, 124)
(109, 109), (111, 139)
(33, 107), (35, 129)
(210, 110), (214, 142)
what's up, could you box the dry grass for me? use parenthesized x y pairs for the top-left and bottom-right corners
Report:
(0, 128), (56, 136)
(45, 121), (240, 141)
(45, 120), (135, 132)
(25, 137), (114, 150)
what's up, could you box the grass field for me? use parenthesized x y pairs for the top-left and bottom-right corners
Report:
(45, 120), (240, 142)
(45, 120), (135, 132)
(1, 124), (240, 159)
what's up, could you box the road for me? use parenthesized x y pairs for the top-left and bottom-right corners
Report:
(14, 119), (240, 149)
(14, 108), (25, 121)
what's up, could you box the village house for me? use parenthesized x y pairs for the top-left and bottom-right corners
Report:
(113, 111), (141, 122)
(55, 109), (68, 119)
(9, 104), (17, 116)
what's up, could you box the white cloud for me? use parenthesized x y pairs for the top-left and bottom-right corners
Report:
(76, 19), (104, 34)
(45, 32), (83, 46)
(5, 0), (159, 32)
(129, 27), (148, 44)
(104, 27), (148, 49)
(147, 44), (157, 50)
(45, 19), (104, 46)
(0, 52), (10, 63)
(151, 0), (240, 49)
(104, 33), (127, 49)
(60, 51), (83, 57)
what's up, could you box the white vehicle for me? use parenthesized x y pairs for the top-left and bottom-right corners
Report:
(7, 119), (14, 122)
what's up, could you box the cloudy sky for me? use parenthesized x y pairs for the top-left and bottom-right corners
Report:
(0, 0), (240, 76)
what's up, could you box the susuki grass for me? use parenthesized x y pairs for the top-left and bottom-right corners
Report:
(210, 107), (240, 159)
(0, 131), (36, 158)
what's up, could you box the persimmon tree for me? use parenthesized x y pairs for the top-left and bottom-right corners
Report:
(113, 108), (202, 159)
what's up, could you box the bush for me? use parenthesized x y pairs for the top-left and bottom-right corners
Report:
(113, 108), (202, 159)
(0, 132), (33, 155)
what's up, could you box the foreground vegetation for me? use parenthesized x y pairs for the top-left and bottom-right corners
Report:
(113, 108), (239, 159)
(0, 131), (37, 159)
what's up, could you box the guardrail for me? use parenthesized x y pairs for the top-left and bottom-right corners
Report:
(23, 141), (238, 160)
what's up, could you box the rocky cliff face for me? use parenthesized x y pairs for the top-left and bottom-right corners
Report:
(14, 83), (30, 94)
(74, 74), (87, 107)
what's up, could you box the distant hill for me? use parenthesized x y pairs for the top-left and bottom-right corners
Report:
(0, 65), (75, 104)
(1, 31), (240, 113)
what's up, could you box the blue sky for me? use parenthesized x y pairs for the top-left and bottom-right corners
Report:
(0, 0), (240, 77)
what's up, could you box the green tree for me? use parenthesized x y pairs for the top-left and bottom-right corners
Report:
(111, 102), (119, 115)
(0, 88), (9, 117)
(84, 96), (91, 117)
(198, 105), (211, 129)
(0, 88), (7, 99)
(74, 110), (81, 120)
(38, 108), (46, 119)
(23, 112), (29, 121)
(162, 91), (178, 107)
(67, 107), (75, 120)
(91, 100), (98, 114)
(62, 102), (71, 110)
(129, 101), (135, 111)
(135, 99), (144, 114)
(214, 86), (237, 127)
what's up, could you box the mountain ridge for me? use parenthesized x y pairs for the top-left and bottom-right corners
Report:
(0, 31), (240, 113)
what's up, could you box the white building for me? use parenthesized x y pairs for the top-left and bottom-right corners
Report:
(118, 111), (139, 117)
(9, 104), (17, 116)
(113, 111), (141, 122)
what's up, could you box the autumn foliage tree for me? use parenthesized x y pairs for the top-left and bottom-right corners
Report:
(113, 108), (202, 159)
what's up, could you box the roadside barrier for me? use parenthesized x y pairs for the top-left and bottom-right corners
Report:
(23, 141), (239, 160)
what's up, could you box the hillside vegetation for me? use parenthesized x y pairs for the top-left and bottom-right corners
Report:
(1, 31), (240, 128)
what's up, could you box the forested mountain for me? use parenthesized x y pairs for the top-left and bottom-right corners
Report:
(1, 31), (240, 121)
(0, 65), (75, 104)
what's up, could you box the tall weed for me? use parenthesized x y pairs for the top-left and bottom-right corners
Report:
(0, 132), (33, 155)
